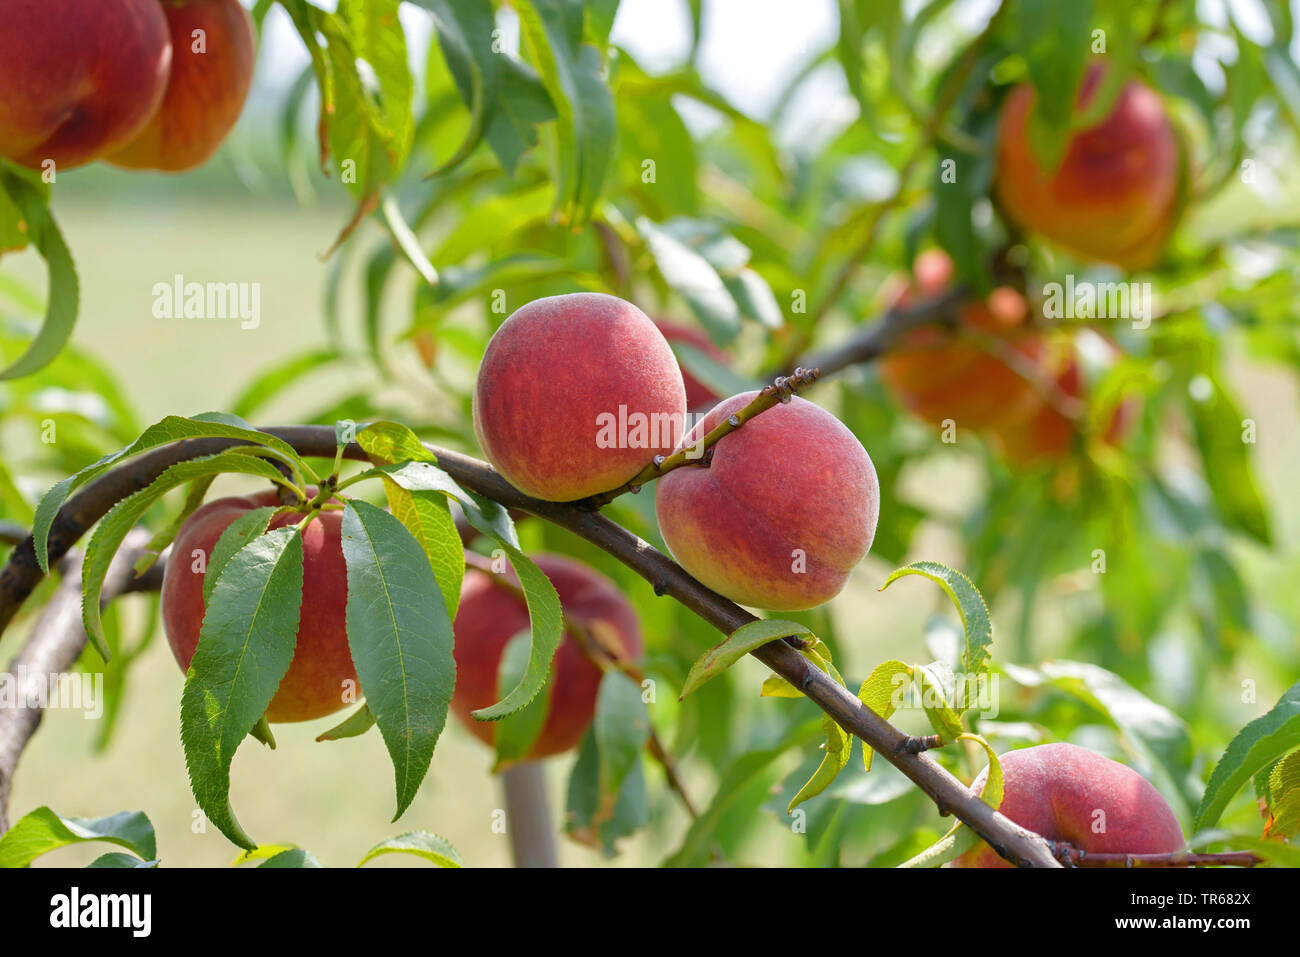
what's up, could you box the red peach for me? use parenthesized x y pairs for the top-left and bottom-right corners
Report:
(952, 742), (1185, 867)
(0, 0), (172, 170)
(473, 293), (688, 502)
(995, 63), (1181, 269)
(109, 0), (255, 172)
(654, 393), (879, 611)
(160, 489), (357, 723)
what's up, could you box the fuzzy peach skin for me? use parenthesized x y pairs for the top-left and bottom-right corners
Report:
(655, 319), (727, 411)
(877, 249), (1047, 431)
(952, 743), (1185, 867)
(995, 62), (1181, 270)
(473, 293), (688, 501)
(993, 331), (1137, 467)
(161, 489), (358, 723)
(0, 0), (172, 170)
(655, 393), (879, 611)
(110, 0), (255, 172)
(450, 553), (643, 759)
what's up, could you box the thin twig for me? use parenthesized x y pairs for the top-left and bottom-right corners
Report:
(1052, 844), (1263, 868)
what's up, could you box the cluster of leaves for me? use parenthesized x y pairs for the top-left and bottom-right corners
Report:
(0, 804), (461, 868)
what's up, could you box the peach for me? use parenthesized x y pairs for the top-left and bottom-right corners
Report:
(160, 489), (357, 723)
(450, 553), (643, 759)
(953, 742), (1185, 867)
(109, 0), (255, 172)
(473, 293), (688, 501)
(993, 331), (1136, 467)
(654, 393), (879, 611)
(878, 249), (1048, 431)
(0, 0), (172, 170)
(655, 319), (727, 411)
(995, 62), (1180, 269)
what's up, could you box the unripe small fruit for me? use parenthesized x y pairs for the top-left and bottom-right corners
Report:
(160, 490), (357, 723)
(109, 0), (255, 172)
(450, 554), (643, 759)
(655, 394), (879, 611)
(995, 62), (1181, 270)
(473, 293), (688, 502)
(952, 742), (1185, 867)
(0, 0), (172, 170)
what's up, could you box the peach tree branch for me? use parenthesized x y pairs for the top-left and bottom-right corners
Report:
(0, 425), (1060, 866)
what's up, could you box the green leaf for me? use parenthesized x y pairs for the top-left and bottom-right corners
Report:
(915, 661), (963, 740)
(516, 0), (615, 223)
(898, 822), (981, 868)
(1188, 374), (1272, 545)
(86, 852), (158, 868)
(32, 413), (305, 572)
(1265, 749), (1300, 839)
(565, 727), (649, 857)
(787, 714), (851, 812)
(315, 703), (377, 742)
(414, 0), (500, 175)
(857, 659), (911, 770)
(357, 831), (463, 867)
(1005, 0), (1094, 171)
(259, 849), (324, 868)
(880, 561), (993, 680)
(203, 506), (278, 606)
(491, 632), (551, 766)
(638, 217), (742, 344)
(595, 671), (651, 802)
(1194, 680), (1300, 832)
(341, 500), (456, 819)
(681, 619), (813, 698)
(133, 474), (217, 576)
(80, 452), (290, 660)
(0, 168), (79, 381)
(181, 527), (304, 849)
(377, 476), (464, 619)
(0, 807), (155, 868)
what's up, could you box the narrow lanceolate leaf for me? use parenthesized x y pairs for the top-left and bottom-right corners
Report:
(181, 528), (305, 850)
(681, 619), (814, 699)
(880, 562), (993, 680)
(595, 672), (651, 806)
(1194, 679), (1300, 832)
(341, 501), (456, 819)
(788, 714), (852, 813)
(0, 807), (155, 868)
(413, 0), (500, 176)
(858, 659), (911, 771)
(316, 703), (377, 742)
(492, 633), (551, 767)
(378, 476), (463, 618)
(259, 849), (324, 868)
(357, 831), (463, 868)
(203, 506), (279, 605)
(957, 733), (1005, 809)
(80, 452), (291, 660)
(915, 661), (964, 740)
(0, 169), (79, 382)
(133, 475), (216, 576)
(355, 422), (564, 722)
(32, 413), (305, 572)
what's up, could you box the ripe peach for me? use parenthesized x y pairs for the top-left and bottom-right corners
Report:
(450, 553), (643, 759)
(992, 331), (1136, 467)
(109, 0), (255, 172)
(655, 319), (727, 411)
(161, 489), (357, 723)
(0, 0), (172, 170)
(877, 249), (1047, 431)
(953, 742), (1185, 867)
(995, 63), (1181, 269)
(473, 293), (687, 502)
(654, 393), (879, 611)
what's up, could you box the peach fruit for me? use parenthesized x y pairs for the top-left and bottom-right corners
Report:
(654, 393), (879, 611)
(473, 293), (688, 502)
(160, 489), (357, 723)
